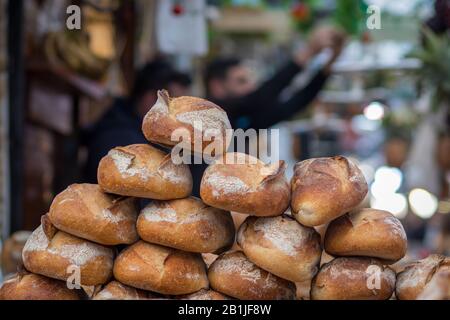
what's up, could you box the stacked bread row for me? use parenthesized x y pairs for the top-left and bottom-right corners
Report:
(0, 91), (233, 300)
(0, 91), (447, 300)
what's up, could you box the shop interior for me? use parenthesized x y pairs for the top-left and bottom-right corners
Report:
(0, 0), (449, 297)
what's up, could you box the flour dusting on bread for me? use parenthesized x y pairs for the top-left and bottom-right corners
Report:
(176, 108), (231, 132)
(205, 172), (250, 196)
(50, 243), (113, 266)
(143, 206), (178, 223)
(23, 225), (49, 253)
(109, 149), (150, 180)
(253, 216), (306, 256)
(214, 254), (262, 283)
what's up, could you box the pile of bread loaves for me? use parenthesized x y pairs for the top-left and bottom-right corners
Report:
(1, 90), (449, 300)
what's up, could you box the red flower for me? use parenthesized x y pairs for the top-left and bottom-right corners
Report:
(291, 3), (310, 21)
(172, 4), (184, 16)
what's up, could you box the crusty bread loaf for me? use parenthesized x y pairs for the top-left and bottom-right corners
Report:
(142, 90), (231, 156)
(178, 288), (232, 300)
(208, 251), (296, 300)
(22, 216), (114, 286)
(200, 153), (290, 216)
(416, 269), (450, 300)
(291, 156), (368, 226)
(0, 272), (81, 300)
(396, 254), (450, 300)
(324, 208), (407, 263)
(237, 214), (321, 282)
(137, 197), (235, 253)
(93, 281), (156, 300)
(113, 241), (208, 295)
(48, 184), (139, 245)
(311, 257), (396, 300)
(97, 144), (192, 199)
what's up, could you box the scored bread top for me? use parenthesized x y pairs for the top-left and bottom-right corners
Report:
(200, 153), (290, 216)
(291, 156), (368, 226)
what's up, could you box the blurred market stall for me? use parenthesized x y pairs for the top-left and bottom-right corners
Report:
(0, 0), (449, 279)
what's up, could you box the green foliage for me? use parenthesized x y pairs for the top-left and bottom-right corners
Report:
(409, 28), (450, 111)
(382, 107), (419, 140)
(333, 0), (367, 36)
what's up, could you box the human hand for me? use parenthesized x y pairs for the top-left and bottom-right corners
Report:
(294, 25), (347, 67)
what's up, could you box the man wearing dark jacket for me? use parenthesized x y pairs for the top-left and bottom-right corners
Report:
(205, 26), (345, 130)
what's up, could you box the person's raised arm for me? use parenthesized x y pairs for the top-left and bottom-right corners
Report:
(220, 25), (346, 121)
(249, 26), (347, 129)
(250, 70), (329, 129)
(217, 58), (305, 120)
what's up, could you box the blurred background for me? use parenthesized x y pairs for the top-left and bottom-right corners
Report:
(0, 0), (449, 279)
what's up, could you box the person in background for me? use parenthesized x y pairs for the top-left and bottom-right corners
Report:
(425, 0), (450, 35)
(188, 25), (346, 195)
(204, 25), (346, 130)
(83, 59), (191, 183)
(425, 0), (450, 129)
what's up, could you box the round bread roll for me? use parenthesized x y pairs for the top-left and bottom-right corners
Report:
(48, 184), (139, 245)
(416, 269), (450, 300)
(396, 254), (450, 300)
(311, 257), (396, 300)
(237, 214), (322, 282)
(324, 208), (407, 263)
(97, 144), (192, 199)
(142, 90), (231, 156)
(137, 197), (235, 253)
(93, 281), (155, 300)
(113, 241), (208, 295)
(0, 272), (81, 300)
(22, 216), (114, 286)
(200, 153), (290, 216)
(179, 288), (232, 300)
(291, 156), (368, 226)
(208, 251), (296, 300)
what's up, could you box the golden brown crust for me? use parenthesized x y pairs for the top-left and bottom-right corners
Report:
(416, 269), (450, 300)
(22, 222), (114, 286)
(178, 288), (232, 300)
(311, 257), (396, 300)
(237, 214), (322, 282)
(324, 208), (407, 262)
(200, 153), (290, 216)
(48, 184), (139, 245)
(396, 254), (450, 300)
(208, 251), (296, 300)
(291, 156), (368, 226)
(92, 281), (155, 300)
(97, 144), (192, 199)
(296, 280), (312, 300)
(142, 90), (231, 156)
(0, 272), (81, 300)
(113, 241), (209, 295)
(137, 197), (235, 253)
